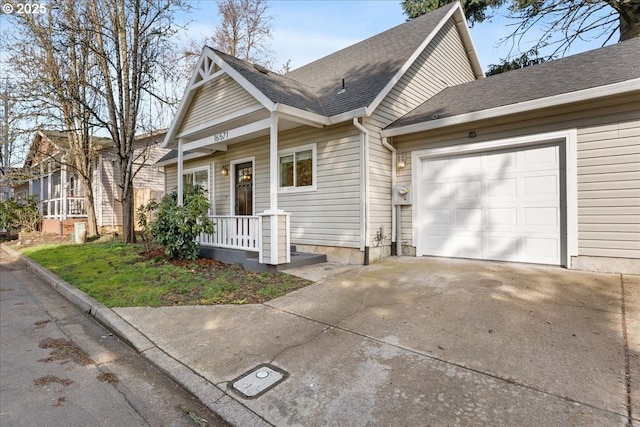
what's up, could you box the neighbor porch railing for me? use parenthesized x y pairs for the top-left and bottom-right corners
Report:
(198, 215), (261, 252)
(41, 197), (87, 219)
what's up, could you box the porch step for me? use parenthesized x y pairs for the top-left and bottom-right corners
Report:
(199, 246), (326, 273)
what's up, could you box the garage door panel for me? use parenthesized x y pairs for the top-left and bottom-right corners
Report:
(524, 237), (560, 262)
(423, 209), (451, 226)
(418, 143), (562, 265)
(454, 180), (482, 200)
(523, 175), (558, 197)
(486, 178), (517, 198)
(485, 236), (519, 260)
(455, 208), (482, 228)
(487, 208), (518, 227)
(521, 145), (559, 168)
(524, 207), (559, 227)
(486, 151), (517, 170)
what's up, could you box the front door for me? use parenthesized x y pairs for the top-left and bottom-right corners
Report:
(235, 161), (253, 215)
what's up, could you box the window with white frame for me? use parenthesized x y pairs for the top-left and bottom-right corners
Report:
(279, 143), (316, 191)
(182, 165), (213, 207)
(183, 168), (209, 190)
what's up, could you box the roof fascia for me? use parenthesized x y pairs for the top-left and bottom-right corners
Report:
(155, 150), (212, 167)
(329, 107), (369, 125)
(452, 5), (484, 79)
(365, 3), (468, 116)
(273, 103), (330, 127)
(381, 78), (640, 137)
(162, 47), (276, 149)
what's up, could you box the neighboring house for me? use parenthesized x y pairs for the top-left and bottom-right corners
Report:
(21, 129), (169, 235)
(161, 2), (639, 273)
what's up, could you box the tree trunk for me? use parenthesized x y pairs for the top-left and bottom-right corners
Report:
(80, 178), (98, 237)
(619, 1), (640, 41)
(121, 181), (136, 243)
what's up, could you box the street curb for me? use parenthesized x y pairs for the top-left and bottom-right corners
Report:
(1, 243), (271, 427)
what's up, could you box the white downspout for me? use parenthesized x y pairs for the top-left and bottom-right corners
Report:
(353, 117), (371, 265)
(381, 137), (396, 254)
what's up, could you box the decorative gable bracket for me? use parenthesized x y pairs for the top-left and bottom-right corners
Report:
(190, 49), (225, 90)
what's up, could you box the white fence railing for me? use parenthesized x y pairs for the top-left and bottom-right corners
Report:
(42, 197), (87, 218)
(198, 215), (261, 252)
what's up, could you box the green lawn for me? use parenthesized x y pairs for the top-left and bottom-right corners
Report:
(19, 240), (311, 307)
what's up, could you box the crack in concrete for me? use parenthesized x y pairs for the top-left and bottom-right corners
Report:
(266, 301), (630, 422)
(620, 274), (633, 427)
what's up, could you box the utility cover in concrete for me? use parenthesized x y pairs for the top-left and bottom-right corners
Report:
(230, 364), (288, 399)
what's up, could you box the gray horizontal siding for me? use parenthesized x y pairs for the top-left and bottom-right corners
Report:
(370, 19), (476, 130)
(392, 94), (640, 259)
(164, 122), (363, 249)
(278, 123), (362, 248)
(179, 76), (261, 134)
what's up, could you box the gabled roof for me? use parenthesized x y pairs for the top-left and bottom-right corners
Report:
(24, 130), (112, 168)
(163, 2), (481, 147)
(249, 2), (478, 117)
(383, 37), (640, 135)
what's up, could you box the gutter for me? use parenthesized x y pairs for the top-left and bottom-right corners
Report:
(352, 117), (371, 265)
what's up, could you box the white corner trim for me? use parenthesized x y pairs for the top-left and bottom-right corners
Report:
(382, 78), (640, 138)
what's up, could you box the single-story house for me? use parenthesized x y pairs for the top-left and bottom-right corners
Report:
(21, 129), (169, 235)
(160, 2), (639, 273)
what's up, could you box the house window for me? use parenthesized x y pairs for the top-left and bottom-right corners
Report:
(182, 166), (213, 210)
(279, 144), (316, 192)
(183, 168), (209, 191)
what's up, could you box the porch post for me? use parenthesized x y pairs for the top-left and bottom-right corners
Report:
(61, 157), (67, 220)
(270, 113), (280, 265)
(47, 161), (52, 218)
(269, 112), (279, 212)
(39, 163), (44, 214)
(177, 139), (184, 206)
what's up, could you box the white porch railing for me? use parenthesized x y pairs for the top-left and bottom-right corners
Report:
(42, 197), (87, 219)
(198, 215), (261, 252)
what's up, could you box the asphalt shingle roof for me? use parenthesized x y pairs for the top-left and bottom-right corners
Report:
(386, 37), (640, 130)
(219, 3), (457, 117)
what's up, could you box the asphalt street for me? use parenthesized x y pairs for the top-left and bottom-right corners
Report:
(0, 248), (229, 427)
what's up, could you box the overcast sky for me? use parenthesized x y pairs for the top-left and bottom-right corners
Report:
(179, 0), (615, 73)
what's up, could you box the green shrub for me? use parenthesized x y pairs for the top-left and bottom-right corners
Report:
(148, 186), (214, 260)
(0, 196), (41, 233)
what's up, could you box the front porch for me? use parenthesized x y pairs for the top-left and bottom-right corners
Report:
(198, 215), (326, 272)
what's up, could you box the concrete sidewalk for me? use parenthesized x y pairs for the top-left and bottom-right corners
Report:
(3, 244), (638, 426)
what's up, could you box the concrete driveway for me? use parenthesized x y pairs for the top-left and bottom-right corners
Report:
(115, 257), (639, 426)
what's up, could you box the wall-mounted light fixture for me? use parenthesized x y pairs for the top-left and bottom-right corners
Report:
(397, 154), (406, 169)
(221, 165), (228, 176)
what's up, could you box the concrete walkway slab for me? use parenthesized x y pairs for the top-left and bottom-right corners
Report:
(115, 257), (638, 426)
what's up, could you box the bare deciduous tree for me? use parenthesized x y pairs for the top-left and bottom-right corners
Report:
(85, 0), (187, 243)
(0, 79), (30, 176)
(183, 0), (274, 75)
(6, 0), (101, 236)
(402, 0), (640, 71)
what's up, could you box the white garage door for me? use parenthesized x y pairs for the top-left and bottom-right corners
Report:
(417, 143), (564, 265)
